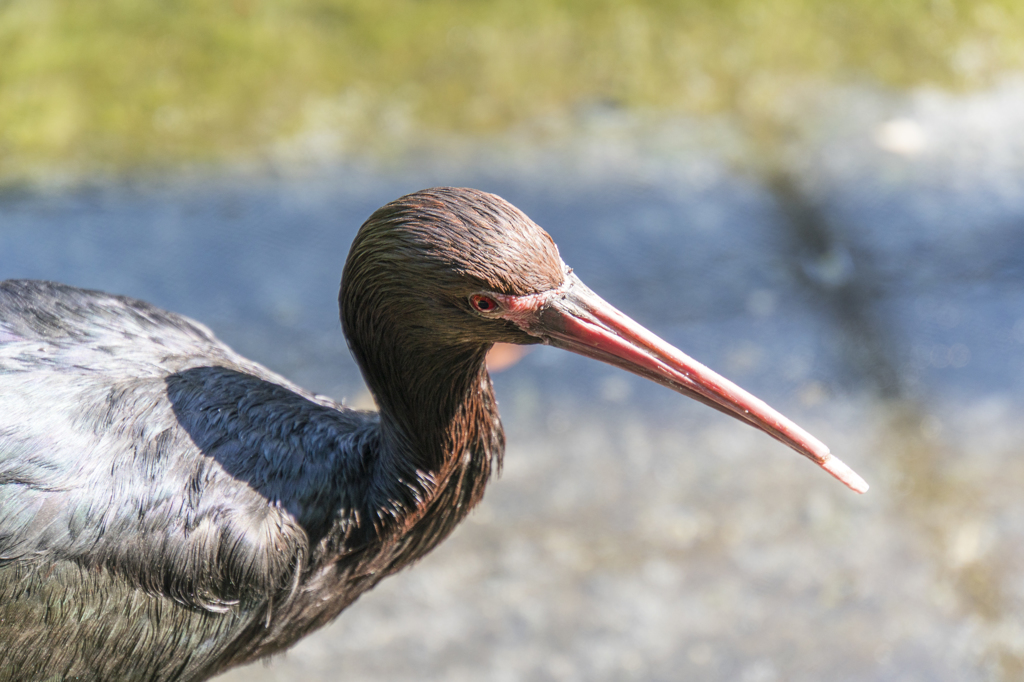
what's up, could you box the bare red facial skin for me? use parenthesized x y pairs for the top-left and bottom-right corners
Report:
(481, 271), (868, 494)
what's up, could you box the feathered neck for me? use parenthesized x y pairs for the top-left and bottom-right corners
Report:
(345, 319), (504, 566)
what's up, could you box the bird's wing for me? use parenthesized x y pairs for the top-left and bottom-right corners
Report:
(0, 280), (373, 612)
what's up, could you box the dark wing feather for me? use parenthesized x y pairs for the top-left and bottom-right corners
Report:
(0, 280), (374, 680)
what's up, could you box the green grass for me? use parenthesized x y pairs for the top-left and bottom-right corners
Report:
(1, 0), (1022, 180)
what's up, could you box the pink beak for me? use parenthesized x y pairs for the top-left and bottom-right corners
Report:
(505, 272), (868, 494)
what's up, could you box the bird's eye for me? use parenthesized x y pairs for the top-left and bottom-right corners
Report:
(470, 294), (499, 313)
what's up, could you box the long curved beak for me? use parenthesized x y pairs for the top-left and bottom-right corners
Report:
(516, 273), (868, 494)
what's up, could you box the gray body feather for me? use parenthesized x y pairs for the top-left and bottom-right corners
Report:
(0, 280), (384, 680)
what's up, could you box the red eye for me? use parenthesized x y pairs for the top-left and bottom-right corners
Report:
(470, 294), (499, 313)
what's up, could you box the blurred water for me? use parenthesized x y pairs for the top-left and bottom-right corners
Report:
(2, 81), (1024, 680)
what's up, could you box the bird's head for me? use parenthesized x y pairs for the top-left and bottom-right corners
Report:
(341, 187), (568, 349)
(341, 187), (868, 494)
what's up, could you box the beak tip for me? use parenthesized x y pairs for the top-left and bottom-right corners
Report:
(821, 454), (870, 494)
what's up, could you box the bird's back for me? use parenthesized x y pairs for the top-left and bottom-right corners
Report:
(0, 280), (378, 680)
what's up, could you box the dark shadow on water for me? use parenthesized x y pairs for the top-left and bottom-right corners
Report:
(767, 169), (1024, 680)
(769, 170), (901, 398)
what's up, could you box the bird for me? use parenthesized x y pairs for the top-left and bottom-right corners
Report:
(0, 187), (867, 681)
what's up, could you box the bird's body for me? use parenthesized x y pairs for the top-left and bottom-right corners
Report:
(0, 281), (422, 679)
(0, 188), (865, 681)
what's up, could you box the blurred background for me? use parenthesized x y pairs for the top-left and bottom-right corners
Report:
(3, 0), (1024, 680)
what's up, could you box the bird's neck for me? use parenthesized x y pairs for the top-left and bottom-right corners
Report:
(355, 338), (504, 559)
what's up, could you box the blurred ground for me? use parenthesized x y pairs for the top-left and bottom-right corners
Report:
(3, 77), (1024, 680)
(3, 0), (1024, 182)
